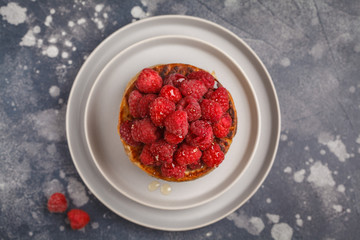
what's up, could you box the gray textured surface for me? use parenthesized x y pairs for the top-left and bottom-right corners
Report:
(1, 0), (359, 239)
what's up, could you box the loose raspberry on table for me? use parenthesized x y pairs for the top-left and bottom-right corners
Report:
(179, 79), (207, 100)
(47, 192), (67, 213)
(213, 113), (232, 138)
(164, 130), (185, 144)
(186, 120), (214, 150)
(150, 140), (176, 164)
(128, 90), (142, 118)
(163, 73), (187, 88)
(67, 209), (90, 230)
(164, 110), (189, 137)
(135, 68), (163, 93)
(119, 120), (140, 146)
(159, 85), (182, 103)
(202, 143), (225, 168)
(140, 145), (156, 165)
(161, 162), (186, 179)
(131, 118), (160, 144)
(207, 87), (229, 112)
(138, 94), (157, 118)
(187, 70), (215, 89)
(176, 96), (201, 122)
(149, 97), (176, 126)
(174, 143), (202, 166)
(200, 99), (223, 122)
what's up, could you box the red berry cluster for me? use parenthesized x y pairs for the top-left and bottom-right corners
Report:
(47, 192), (90, 230)
(120, 68), (233, 179)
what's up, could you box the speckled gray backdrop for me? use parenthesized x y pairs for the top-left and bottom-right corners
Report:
(0, 0), (360, 239)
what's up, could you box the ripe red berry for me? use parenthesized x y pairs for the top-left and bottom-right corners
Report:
(138, 94), (157, 118)
(164, 130), (185, 144)
(67, 209), (90, 230)
(174, 143), (202, 166)
(164, 110), (189, 137)
(213, 113), (232, 138)
(119, 120), (140, 146)
(202, 143), (225, 168)
(150, 140), (176, 164)
(176, 96), (201, 122)
(163, 73), (187, 88)
(128, 90), (142, 118)
(136, 68), (163, 93)
(159, 85), (182, 103)
(47, 192), (68, 213)
(208, 87), (229, 112)
(179, 79), (207, 100)
(131, 118), (160, 144)
(140, 145), (156, 165)
(161, 162), (186, 179)
(200, 99), (223, 122)
(149, 97), (176, 126)
(187, 70), (215, 89)
(186, 120), (214, 150)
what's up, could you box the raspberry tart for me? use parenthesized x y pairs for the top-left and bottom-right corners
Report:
(118, 63), (237, 182)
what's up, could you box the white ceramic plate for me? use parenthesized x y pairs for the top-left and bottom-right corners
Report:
(66, 15), (280, 231)
(84, 35), (260, 210)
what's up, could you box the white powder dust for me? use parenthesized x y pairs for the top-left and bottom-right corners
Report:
(42, 179), (65, 198)
(131, 6), (147, 19)
(337, 184), (345, 193)
(95, 4), (104, 12)
(284, 167), (292, 174)
(266, 198), (272, 204)
(280, 134), (288, 141)
(0, 2), (27, 25)
(46, 45), (59, 58)
(296, 219), (303, 227)
(333, 204), (343, 213)
(49, 85), (60, 98)
(318, 133), (351, 162)
(271, 223), (293, 240)
(307, 161), (335, 187)
(20, 29), (36, 46)
(293, 169), (306, 183)
(227, 212), (265, 236)
(266, 213), (280, 224)
(91, 222), (99, 229)
(44, 15), (52, 27)
(77, 18), (86, 25)
(280, 57), (291, 67)
(67, 177), (89, 207)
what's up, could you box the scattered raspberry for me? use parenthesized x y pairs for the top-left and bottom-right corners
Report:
(164, 110), (189, 137)
(213, 113), (232, 138)
(128, 90), (142, 118)
(161, 162), (186, 179)
(138, 94), (157, 118)
(176, 96), (201, 122)
(149, 97), (176, 126)
(159, 85), (182, 103)
(150, 140), (175, 164)
(202, 143), (225, 168)
(131, 118), (160, 144)
(47, 193), (67, 213)
(164, 130), (185, 144)
(140, 145), (156, 165)
(179, 80), (207, 100)
(119, 120), (140, 146)
(174, 143), (202, 166)
(200, 99), (223, 122)
(187, 70), (215, 89)
(186, 120), (214, 150)
(135, 68), (163, 93)
(208, 87), (229, 112)
(67, 209), (90, 230)
(164, 73), (187, 88)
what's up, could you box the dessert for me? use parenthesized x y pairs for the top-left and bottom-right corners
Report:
(118, 63), (237, 182)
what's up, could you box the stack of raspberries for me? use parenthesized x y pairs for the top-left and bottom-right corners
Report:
(119, 68), (233, 179)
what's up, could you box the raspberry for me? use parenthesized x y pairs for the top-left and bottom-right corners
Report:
(150, 140), (175, 164)
(204, 89), (214, 99)
(164, 73), (187, 88)
(202, 143), (225, 168)
(135, 68), (163, 93)
(176, 96), (201, 122)
(164, 130), (185, 144)
(208, 87), (229, 112)
(213, 113), (232, 138)
(67, 209), (90, 230)
(174, 143), (202, 166)
(159, 85), (182, 103)
(164, 110), (189, 137)
(47, 192), (67, 213)
(131, 118), (160, 144)
(200, 99), (223, 122)
(179, 80), (207, 100)
(161, 162), (186, 179)
(140, 145), (156, 165)
(187, 70), (215, 89)
(186, 120), (214, 150)
(188, 160), (202, 170)
(128, 90), (142, 118)
(138, 94), (157, 118)
(149, 97), (176, 126)
(119, 120), (140, 146)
